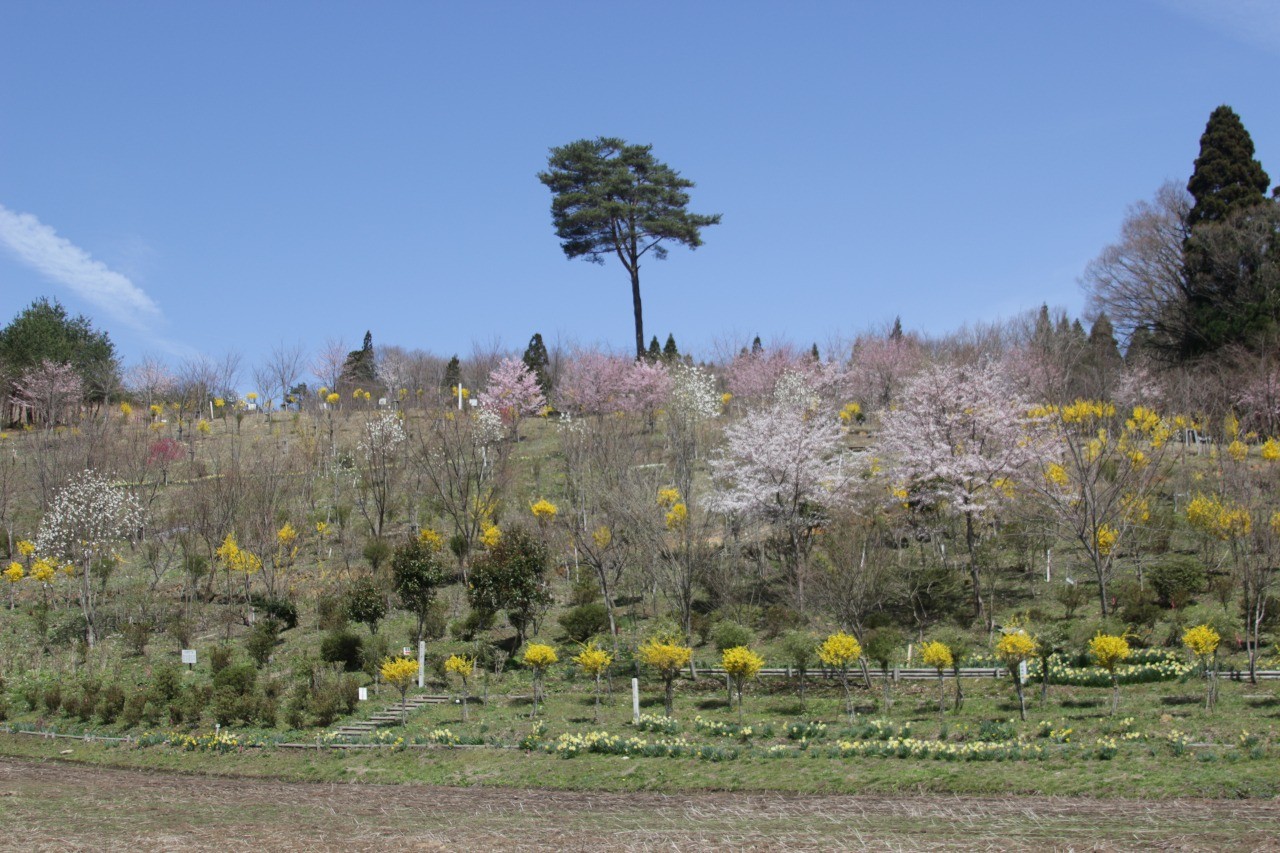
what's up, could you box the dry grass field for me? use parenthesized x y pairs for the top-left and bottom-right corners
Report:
(3, 757), (1280, 851)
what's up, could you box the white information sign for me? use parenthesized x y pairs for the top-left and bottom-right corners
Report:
(358, 687), (368, 701)
(181, 649), (197, 665)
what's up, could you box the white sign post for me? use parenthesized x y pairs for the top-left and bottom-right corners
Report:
(631, 678), (640, 724)
(417, 641), (426, 688)
(181, 649), (197, 671)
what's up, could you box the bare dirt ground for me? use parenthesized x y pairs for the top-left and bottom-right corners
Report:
(2, 758), (1279, 851)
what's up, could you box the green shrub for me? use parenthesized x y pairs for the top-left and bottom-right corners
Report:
(210, 644), (234, 676)
(213, 662), (258, 696)
(244, 618), (283, 667)
(449, 608), (494, 641)
(1149, 556), (1206, 608)
(151, 664), (181, 703)
(320, 629), (364, 672)
(250, 595), (299, 629)
(95, 684), (126, 725)
(710, 620), (754, 652)
(558, 602), (609, 643)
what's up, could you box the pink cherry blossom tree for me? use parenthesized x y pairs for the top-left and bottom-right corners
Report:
(477, 358), (546, 441)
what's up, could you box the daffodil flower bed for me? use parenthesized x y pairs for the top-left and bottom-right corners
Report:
(632, 713), (680, 734)
(1029, 650), (1193, 686)
(693, 715), (772, 740)
(824, 737), (1047, 761)
(784, 721), (828, 741)
(544, 731), (738, 761)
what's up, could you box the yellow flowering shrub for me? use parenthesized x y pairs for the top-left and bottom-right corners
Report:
(818, 632), (862, 668)
(1187, 494), (1251, 540)
(4, 562), (23, 583)
(995, 631), (1037, 666)
(16, 540), (35, 558)
(326, 392), (341, 405)
(530, 499), (559, 521)
(1183, 624), (1220, 659)
(573, 641), (613, 676)
(1262, 438), (1280, 461)
(119, 402), (133, 418)
(1094, 524), (1119, 556)
(277, 523), (297, 547)
(1120, 493), (1150, 524)
(722, 646), (765, 681)
(1088, 634), (1131, 672)
(664, 502), (688, 530)
(639, 639), (692, 674)
(1062, 399), (1114, 424)
(839, 402), (862, 423)
(480, 524), (502, 549)
(31, 558), (56, 583)
(380, 656), (419, 689)
(215, 534), (262, 574)
(920, 640), (953, 671)
(656, 487), (681, 508)
(1227, 440), (1248, 462)
(523, 643), (559, 671)
(417, 527), (444, 550)
(444, 654), (474, 680)
(591, 525), (612, 549)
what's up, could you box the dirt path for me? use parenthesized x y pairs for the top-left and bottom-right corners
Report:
(1, 758), (1279, 851)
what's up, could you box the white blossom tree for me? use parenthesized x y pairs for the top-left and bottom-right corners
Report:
(707, 402), (852, 612)
(876, 360), (1040, 623)
(36, 469), (144, 648)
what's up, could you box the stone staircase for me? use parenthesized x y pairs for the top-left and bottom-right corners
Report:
(332, 692), (450, 739)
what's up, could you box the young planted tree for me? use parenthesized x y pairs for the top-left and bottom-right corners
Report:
(817, 631), (862, 722)
(390, 536), (447, 645)
(919, 640), (953, 720)
(444, 654), (475, 722)
(380, 656), (419, 723)
(865, 629), (902, 713)
(779, 630), (819, 709)
(355, 413), (407, 540)
(522, 643), (558, 716)
(573, 640), (613, 723)
(1089, 633), (1131, 716)
(539, 137), (721, 358)
(994, 630), (1037, 722)
(468, 526), (551, 649)
(638, 638), (691, 718)
(1183, 623), (1221, 711)
(721, 646), (765, 723)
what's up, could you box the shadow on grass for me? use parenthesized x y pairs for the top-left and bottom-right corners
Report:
(1059, 698), (1104, 709)
(696, 698), (731, 711)
(1160, 695), (1202, 706)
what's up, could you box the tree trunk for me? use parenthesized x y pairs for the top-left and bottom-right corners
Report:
(630, 266), (645, 360)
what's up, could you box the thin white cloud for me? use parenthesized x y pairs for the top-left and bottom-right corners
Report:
(0, 203), (163, 329)
(1156, 0), (1280, 55)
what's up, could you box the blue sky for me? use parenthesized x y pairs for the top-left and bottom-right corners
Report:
(2, 1), (1279, 373)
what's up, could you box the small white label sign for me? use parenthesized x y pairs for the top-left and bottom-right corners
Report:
(181, 649), (197, 665)
(358, 687), (368, 701)
(402, 647), (413, 656)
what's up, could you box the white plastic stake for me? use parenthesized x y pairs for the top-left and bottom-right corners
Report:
(631, 677), (640, 724)
(418, 641), (426, 688)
